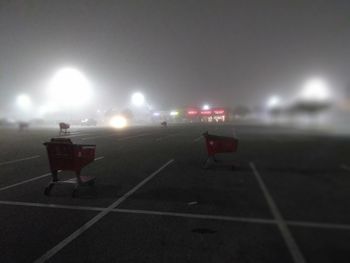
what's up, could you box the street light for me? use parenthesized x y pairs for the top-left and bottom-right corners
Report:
(16, 94), (32, 110)
(300, 78), (330, 102)
(266, 95), (281, 109)
(48, 67), (92, 109)
(131, 92), (145, 107)
(202, 104), (210, 110)
(37, 103), (59, 117)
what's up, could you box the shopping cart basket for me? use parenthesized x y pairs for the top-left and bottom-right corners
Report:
(202, 131), (239, 169)
(59, 122), (70, 135)
(18, 121), (29, 131)
(43, 138), (96, 197)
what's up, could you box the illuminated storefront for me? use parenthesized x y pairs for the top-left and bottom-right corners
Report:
(186, 107), (231, 122)
(151, 107), (232, 123)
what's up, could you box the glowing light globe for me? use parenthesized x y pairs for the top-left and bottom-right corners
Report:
(202, 104), (210, 110)
(48, 68), (92, 108)
(300, 78), (330, 102)
(267, 96), (281, 109)
(131, 92), (145, 107)
(16, 94), (32, 110)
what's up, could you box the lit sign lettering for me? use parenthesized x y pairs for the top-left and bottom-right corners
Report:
(200, 110), (212, 115)
(187, 110), (198, 115)
(213, 110), (225, 115)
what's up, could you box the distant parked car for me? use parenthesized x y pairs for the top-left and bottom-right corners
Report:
(81, 118), (97, 126)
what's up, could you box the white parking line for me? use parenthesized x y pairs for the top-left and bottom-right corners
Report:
(1, 199), (350, 231)
(81, 133), (152, 141)
(287, 220), (350, 231)
(0, 172), (52, 192)
(0, 155), (40, 166)
(155, 134), (179, 141)
(34, 159), (174, 263)
(0, 157), (104, 192)
(62, 133), (91, 138)
(58, 132), (82, 137)
(113, 208), (276, 225)
(81, 134), (115, 140)
(118, 133), (152, 141)
(0, 200), (104, 212)
(94, 156), (105, 161)
(340, 164), (350, 172)
(250, 162), (306, 263)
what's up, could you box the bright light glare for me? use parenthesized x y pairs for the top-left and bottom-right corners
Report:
(267, 96), (281, 109)
(38, 105), (48, 116)
(202, 104), (210, 110)
(16, 94), (32, 110)
(153, 112), (160, 116)
(38, 103), (59, 116)
(109, 115), (127, 129)
(300, 78), (330, 102)
(131, 92), (145, 106)
(170, 111), (179, 116)
(48, 68), (92, 108)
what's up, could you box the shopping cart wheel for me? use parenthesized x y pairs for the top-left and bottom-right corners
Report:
(72, 188), (79, 198)
(44, 187), (50, 196)
(44, 184), (54, 196)
(232, 162), (239, 170)
(88, 179), (95, 186)
(202, 157), (214, 169)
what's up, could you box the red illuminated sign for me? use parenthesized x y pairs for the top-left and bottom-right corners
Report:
(213, 110), (225, 115)
(187, 110), (198, 115)
(187, 108), (226, 116)
(200, 110), (212, 115)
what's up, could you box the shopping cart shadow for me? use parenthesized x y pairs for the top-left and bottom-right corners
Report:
(203, 158), (241, 171)
(56, 183), (123, 199)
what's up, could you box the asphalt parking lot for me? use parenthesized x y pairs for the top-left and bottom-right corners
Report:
(0, 122), (350, 263)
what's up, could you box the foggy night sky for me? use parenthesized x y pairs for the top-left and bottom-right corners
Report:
(0, 0), (349, 112)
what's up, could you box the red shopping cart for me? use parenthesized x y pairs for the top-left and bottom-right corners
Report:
(202, 131), (239, 169)
(59, 122), (70, 135)
(18, 121), (29, 131)
(43, 138), (96, 197)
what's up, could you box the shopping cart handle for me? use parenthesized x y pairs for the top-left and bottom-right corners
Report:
(77, 144), (96, 148)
